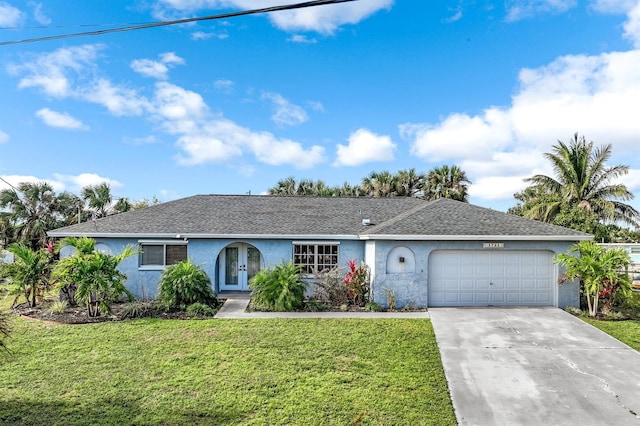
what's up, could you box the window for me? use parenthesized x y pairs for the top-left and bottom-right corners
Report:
(139, 242), (187, 267)
(293, 242), (339, 274)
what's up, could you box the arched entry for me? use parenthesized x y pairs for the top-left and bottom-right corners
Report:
(219, 243), (263, 291)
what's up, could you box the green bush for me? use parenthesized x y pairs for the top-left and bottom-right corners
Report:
(158, 259), (217, 309)
(186, 303), (216, 316)
(48, 300), (68, 315)
(364, 301), (383, 312)
(249, 262), (306, 312)
(304, 300), (332, 312)
(121, 301), (164, 319)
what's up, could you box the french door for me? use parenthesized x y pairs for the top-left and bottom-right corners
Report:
(219, 243), (262, 291)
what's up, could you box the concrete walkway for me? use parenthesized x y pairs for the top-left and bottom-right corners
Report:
(430, 308), (640, 426)
(214, 293), (430, 319)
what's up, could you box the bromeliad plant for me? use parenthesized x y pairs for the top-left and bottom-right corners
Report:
(52, 238), (136, 317)
(344, 259), (370, 307)
(557, 241), (631, 317)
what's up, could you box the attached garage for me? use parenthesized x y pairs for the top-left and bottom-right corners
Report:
(428, 250), (555, 307)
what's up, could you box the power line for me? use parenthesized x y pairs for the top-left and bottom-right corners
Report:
(0, 0), (358, 46)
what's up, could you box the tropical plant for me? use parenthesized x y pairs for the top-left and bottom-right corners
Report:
(0, 182), (67, 249)
(52, 240), (136, 317)
(1, 243), (53, 307)
(556, 241), (631, 317)
(249, 262), (306, 311)
(424, 165), (471, 202)
(518, 134), (639, 228)
(361, 171), (397, 197)
(157, 259), (217, 309)
(344, 259), (370, 306)
(55, 237), (97, 306)
(186, 302), (216, 316)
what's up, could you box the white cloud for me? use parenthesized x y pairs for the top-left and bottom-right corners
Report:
(82, 79), (151, 116)
(52, 173), (123, 193)
(404, 47), (640, 202)
(214, 79), (234, 93)
(590, 0), (637, 14)
(288, 34), (317, 44)
(31, 2), (51, 25)
(8, 44), (101, 98)
(131, 52), (185, 79)
(0, 175), (63, 192)
(151, 0), (393, 34)
(131, 59), (170, 79)
(10, 44), (326, 171)
(36, 108), (88, 130)
(262, 92), (308, 126)
(624, 1), (640, 47)
(0, 130), (8, 144)
(505, 0), (577, 22)
(334, 128), (396, 166)
(0, 1), (23, 27)
(191, 31), (228, 40)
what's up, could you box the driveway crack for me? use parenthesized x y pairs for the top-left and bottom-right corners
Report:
(554, 350), (639, 420)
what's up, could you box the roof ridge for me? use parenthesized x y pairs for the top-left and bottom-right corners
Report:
(363, 198), (434, 234)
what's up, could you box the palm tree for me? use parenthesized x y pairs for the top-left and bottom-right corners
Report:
(395, 168), (425, 197)
(269, 177), (298, 195)
(521, 134), (638, 227)
(361, 171), (397, 197)
(82, 183), (113, 219)
(424, 165), (471, 202)
(2, 243), (53, 307)
(0, 182), (64, 249)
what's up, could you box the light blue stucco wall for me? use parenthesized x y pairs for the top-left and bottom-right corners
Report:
(93, 237), (579, 308)
(369, 240), (579, 309)
(94, 237), (364, 299)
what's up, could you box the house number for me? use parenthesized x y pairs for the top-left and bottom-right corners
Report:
(483, 242), (504, 249)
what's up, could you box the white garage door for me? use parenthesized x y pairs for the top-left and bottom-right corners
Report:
(428, 250), (555, 307)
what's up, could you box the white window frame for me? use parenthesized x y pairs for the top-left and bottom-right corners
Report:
(292, 241), (340, 275)
(138, 240), (188, 270)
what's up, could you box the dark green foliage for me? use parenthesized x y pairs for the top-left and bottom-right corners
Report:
(2, 243), (53, 307)
(121, 301), (164, 319)
(365, 301), (383, 312)
(53, 238), (136, 317)
(249, 262), (306, 311)
(303, 300), (332, 312)
(186, 303), (216, 316)
(157, 259), (217, 309)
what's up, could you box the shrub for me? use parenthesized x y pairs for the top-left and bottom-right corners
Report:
(53, 242), (136, 317)
(48, 300), (68, 315)
(344, 260), (370, 307)
(250, 262), (305, 312)
(157, 259), (217, 309)
(364, 301), (383, 312)
(304, 300), (332, 312)
(0, 314), (9, 352)
(121, 301), (164, 319)
(186, 303), (216, 317)
(310, 266), (350, 306)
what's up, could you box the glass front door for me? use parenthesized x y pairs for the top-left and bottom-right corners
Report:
(220, 243), (262, 291)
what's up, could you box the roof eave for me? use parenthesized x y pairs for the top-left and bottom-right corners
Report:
(46, 231), (362, 240)
(358, 234), (593, 241)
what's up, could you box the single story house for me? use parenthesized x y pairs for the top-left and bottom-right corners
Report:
(47, 195), (591, 308)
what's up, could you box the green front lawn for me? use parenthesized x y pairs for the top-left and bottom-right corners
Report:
(583, 318), (640, 351)
(0, 317), (455, 425)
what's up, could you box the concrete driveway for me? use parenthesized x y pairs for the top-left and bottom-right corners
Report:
(430, 308), (640, 426)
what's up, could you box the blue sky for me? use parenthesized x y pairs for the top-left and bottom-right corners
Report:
(1, 0), (639, 213)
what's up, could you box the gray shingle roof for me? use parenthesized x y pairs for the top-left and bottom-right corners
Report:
(47, 195), (591, 240)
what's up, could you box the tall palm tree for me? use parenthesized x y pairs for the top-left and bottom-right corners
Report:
(82, 183), (113, 219)
(395, 168), (425, 197)
(0, 182), (63, 249)
(268, 177), (298, 195)
(522, 134), (638, 227)
(424, 165), (471, 202)
(361, 171), (397, 197)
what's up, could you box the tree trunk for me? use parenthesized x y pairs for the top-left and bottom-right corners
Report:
(59, 284), (77, 306)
